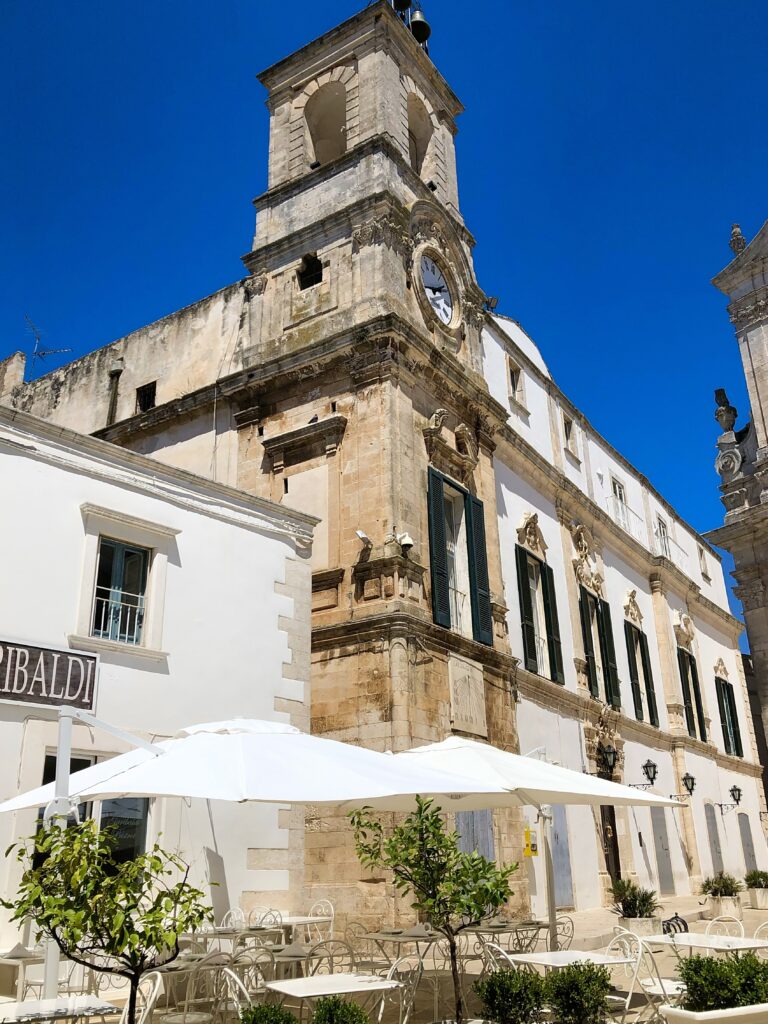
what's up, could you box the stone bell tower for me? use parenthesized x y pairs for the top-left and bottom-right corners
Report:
(232, 1), (522, 919)
(708, 221), (768, 794)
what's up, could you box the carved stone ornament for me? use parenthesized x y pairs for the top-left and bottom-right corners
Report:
(672, 611), (696, 650)
(516, 512), (548, 557)
(423, 410), (479, 487)
(244, 272), (268, 297)
(411, 215), (449, 254)
(352, 215), (412, 264)
(715, 447), (743, 481)
(462, 297), (486, 331)
(729, 223), (747, 257)
(734, 578), (766, 613)
(714, 658), (729, 681)
(570, 522), (602, 595)
(623, 589), (643, 626)
(714, 388), (738, 433)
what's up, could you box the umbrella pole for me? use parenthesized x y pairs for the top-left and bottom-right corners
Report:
(539, 806), (558, 952)
(42, 709), (74, 998)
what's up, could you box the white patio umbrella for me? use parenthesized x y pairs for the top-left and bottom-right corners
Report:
(0, 719), (518, 814)
(394, 736), (681, 950)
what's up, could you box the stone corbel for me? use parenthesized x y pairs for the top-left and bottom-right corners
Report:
(491, 600), (509, 642)
(262, 415), (347, 472)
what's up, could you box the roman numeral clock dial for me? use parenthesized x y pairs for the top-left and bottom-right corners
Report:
(420, 255), (454, 326)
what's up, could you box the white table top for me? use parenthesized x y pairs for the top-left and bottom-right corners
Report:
(274, 915), (333, 928)
(0, 996), (118, 1022)
(646, 932), (768, 952)
(509, 950), (633, 969)
(0, 955), (44, 966)
(266, 974), (400, 1000)
(364, 930), (437, 944)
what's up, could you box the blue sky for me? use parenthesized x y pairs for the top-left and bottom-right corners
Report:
(2, 0), (766, 623)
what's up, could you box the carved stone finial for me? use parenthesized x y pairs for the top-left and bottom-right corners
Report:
(729, 223), (747, 256)
(714, 388), (738, 433)
(516, 512), (548, 557)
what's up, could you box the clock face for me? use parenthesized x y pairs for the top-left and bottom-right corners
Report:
(420, 254), (454, 325)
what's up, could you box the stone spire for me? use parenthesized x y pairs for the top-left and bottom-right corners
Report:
(729, 223), (747, 257)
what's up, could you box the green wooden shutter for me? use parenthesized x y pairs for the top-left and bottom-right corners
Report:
(427, 468), (451, 629)
(677, 648), (696, 737)
(541, 562), (565, 685)
(715, 677), (731, 754)
(467, 494), (493, 647)
(598, 600), (621, 709)
(624, 621), (644, 721)
(579, 588), (599, 698)
(515, 546), (538, 673)
(638, 631), (659, 727)
(689, 654), (707, 742)
(725, 682), (743, 758)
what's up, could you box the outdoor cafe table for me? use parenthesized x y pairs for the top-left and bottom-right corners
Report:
(0, 996), (119, 1023)
(363, 930), (439, 965)
(644, 933), (768, 955)
(266, 973), (400, 1012)
(508, 950), (634, 971)
(0, 952), (45, 1001)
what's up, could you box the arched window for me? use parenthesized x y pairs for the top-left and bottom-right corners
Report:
(297, 253), (323, 291)
(305, 82), (347, 167)
(407, 94), (433, 176)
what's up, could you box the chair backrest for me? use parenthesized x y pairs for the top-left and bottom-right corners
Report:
(383, 956), (423, 1024)
(705, 915), (744, 937)
(636, 941), (682, 1002)
(307, 900), (335, 942)
(662, 913), (689, 934)
(231, 948), (275, 995)
(220, 907), (246, 929)
(306, 940), (356, 976)
(480, 941), (517, 971)
(118, 972), (163, 1024)
(510, 925), (540, 953)
(247, 906), (271, 928)
(604, 931), (642, 1013)
(221, 967), (252, 1015)
(546, 916), (574, 951)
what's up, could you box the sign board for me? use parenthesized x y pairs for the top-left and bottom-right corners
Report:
(0, 640), (98, 712)
(448, 654), (487, 737)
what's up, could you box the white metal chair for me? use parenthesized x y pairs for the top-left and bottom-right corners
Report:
(220, 909), (246, 930)
(545, 916), (574, 951)
(118, 971), (164, 1024)
(378, 955), (423, 1024)
(305, 900), (335, 943)
(343, 922), (392, 974)
(604, 931), (643, 1024)
(247, 907), (271, 929)
(635, 941), (687, 1022)
(158, 955), (231, 1024)
(230, 948), (274, 1002)
(705, 915), (744, 937)
(305, 940), (356, 976)
(509, 924), (540, 953)
(753, 920), (768, 957)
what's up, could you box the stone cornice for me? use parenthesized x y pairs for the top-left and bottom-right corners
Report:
(261, 415), (347, 471)
(247, 135), (475, 252)
(311, 610), (517, 675)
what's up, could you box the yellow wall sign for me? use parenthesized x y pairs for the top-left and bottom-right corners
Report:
(524, 826), (539, 857)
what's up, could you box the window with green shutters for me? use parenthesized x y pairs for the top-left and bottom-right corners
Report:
(427, 467), (493, 646)
(579, 587), (621, 708)
(677, 648), (707, 742)
(624, 621), (660, 726)
(514, 545), (564, 684)
(715, 676), (743, 757)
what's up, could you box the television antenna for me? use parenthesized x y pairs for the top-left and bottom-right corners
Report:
(26, 314), (71, 372)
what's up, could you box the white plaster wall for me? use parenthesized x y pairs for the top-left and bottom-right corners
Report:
(495, 461), (575, 687)
(127, 408), (239, 490)
(515, 702), (602, 914)
(0, 421), (313, 945)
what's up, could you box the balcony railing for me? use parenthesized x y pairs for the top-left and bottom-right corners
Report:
(606, 495), (645, 543)
(653, 529), (690, 575)
(91, 587), (145, 645)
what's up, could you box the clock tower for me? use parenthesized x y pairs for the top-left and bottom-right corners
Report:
(234, 0), (522, 919)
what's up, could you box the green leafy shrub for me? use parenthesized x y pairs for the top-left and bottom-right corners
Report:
(544, 962), (611, 1024)
(475, 967), (545, 1024)
(609, 879), (661, 918)
(745, 870), (768, 890)
(700, 872), (742, 897)
(242, 1009), (298, 1024)
(312, 997), (369, 1024)
(679, 954), (768, 1012)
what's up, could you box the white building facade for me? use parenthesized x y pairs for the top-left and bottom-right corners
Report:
(0, 407), (315, 947)
(484, 313), (767, 917)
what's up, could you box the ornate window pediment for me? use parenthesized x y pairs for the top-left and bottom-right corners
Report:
(569, 521), (603, 596)
(516, 512), (548, 558)
(423, 409), (478, 486)
(623, 589), (643, 626)
(673, 610), (696, 650)
(714, 657), (729, 680)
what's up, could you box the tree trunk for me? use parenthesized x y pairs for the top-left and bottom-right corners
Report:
(127, 975), (140, 1024)
(448, 931), (463, 1024)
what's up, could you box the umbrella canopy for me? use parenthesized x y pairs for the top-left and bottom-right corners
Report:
(394, 736), (680, 808)
(0, 719), (520, 814)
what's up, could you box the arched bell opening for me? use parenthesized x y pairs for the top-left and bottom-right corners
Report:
(305, 82), (347, 167)
(407, 93), (433, 176)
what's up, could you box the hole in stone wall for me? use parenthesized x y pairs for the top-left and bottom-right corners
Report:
(283, 477), (289, 494)
(136, 381), (157, 413)
(305, 81), (347, 166)
(331, 401), (337, 413)
(297, 253), (323, 291)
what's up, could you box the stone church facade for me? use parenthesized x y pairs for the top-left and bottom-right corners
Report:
(3, 1), (766, 919)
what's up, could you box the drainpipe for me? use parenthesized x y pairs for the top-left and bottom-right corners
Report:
(106, 357), (124, 427)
